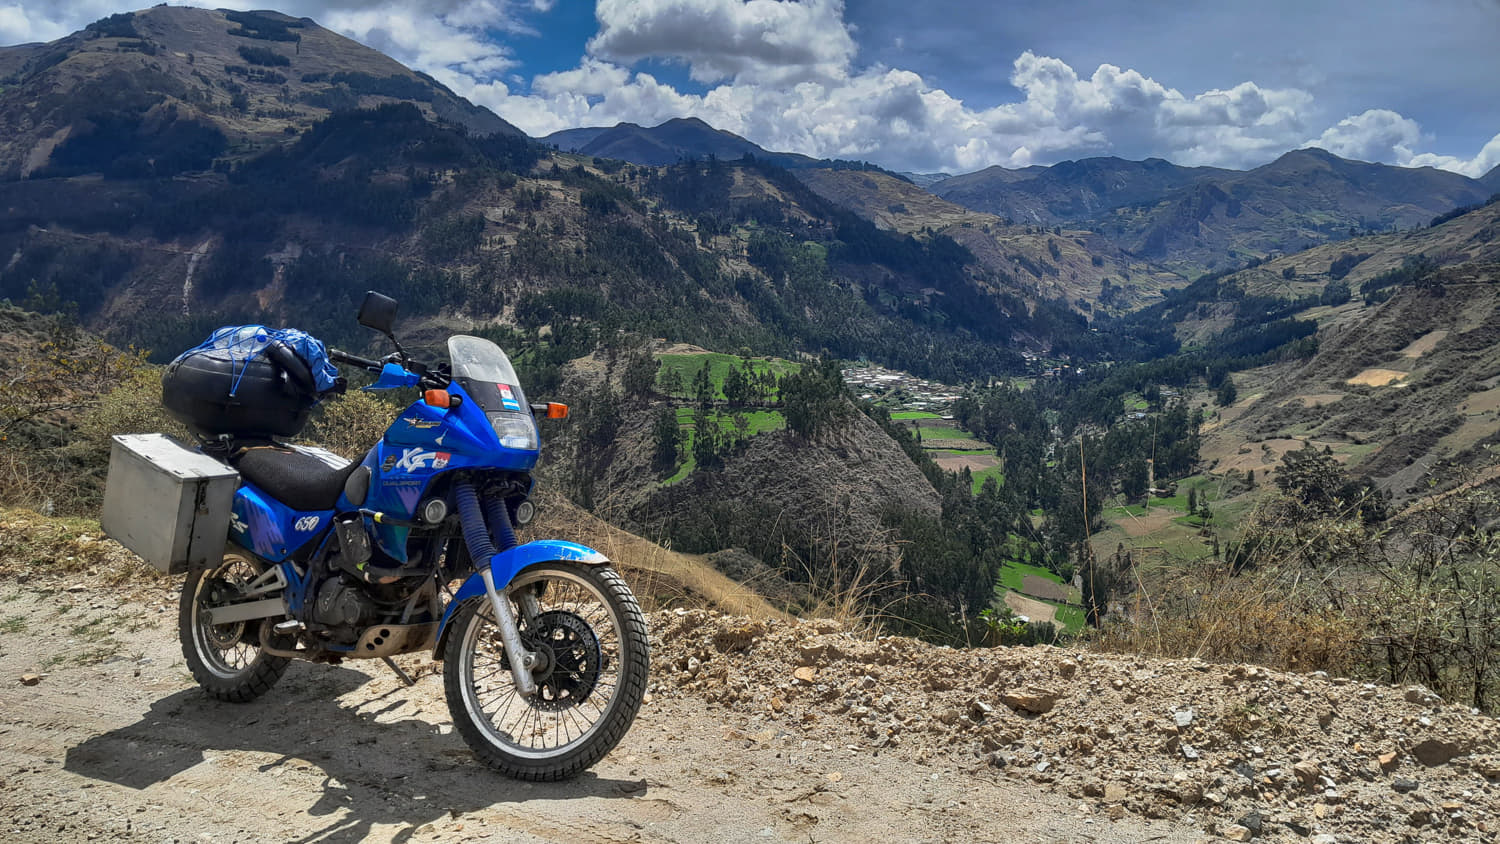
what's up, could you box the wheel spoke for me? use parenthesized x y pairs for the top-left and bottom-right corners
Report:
(449, 564), (647, 772)
(181, 550), (289, 703)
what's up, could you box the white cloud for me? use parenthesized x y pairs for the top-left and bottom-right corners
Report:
(532, 57), (631, 98)
(0, 0), (119, 43)
(1404, 132), (1500, 179)
(1310, 109), (1423, 163)
(1306, 110), (1500, 178)
(322, 6), (519, 83)
(587, 0), (855, 85)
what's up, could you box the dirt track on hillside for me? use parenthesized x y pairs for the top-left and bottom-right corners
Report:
(0, 573), (1199, 844)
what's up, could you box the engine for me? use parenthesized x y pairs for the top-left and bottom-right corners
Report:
(313, 576), (380, 641)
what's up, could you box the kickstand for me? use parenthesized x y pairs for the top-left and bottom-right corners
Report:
(382, 656), (416, 687)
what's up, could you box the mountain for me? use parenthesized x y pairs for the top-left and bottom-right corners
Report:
(930, 157), (1227, 225)
(1481, 163), (1500, 194)
(794, 167), (1184, 312)
(1111, 148), (1491, 272)
(0, 6), (522, 179)
(931, 148), (1492, 276)
(1136, 198), (1500, 504)
(0, 9), (1135, 383)
(542, 117), (818, 169)
(896, 171), (952, 189)
(539, 125), (612, 152)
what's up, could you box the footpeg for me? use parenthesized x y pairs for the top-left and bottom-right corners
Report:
(273, 619), (305, 634)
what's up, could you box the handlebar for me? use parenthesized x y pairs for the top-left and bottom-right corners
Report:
(329, 348), (381, 371)
(330, 347), (450, 391)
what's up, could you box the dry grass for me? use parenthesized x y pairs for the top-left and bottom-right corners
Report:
(1346, 368), (1409, 387)
(1094, 561), (1362, 673)
(1400, 329), (1449, 358)
(530, 493), (786, 620)
(301, 391), (402, 461)
(0, 507), (169, 593)
(1092, 500), (1367, 675)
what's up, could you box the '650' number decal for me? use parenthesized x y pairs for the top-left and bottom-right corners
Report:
(394, 448), (452, 472)
(294, 515), (320, 532)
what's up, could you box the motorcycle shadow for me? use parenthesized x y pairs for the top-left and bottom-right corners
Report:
(64, 664), (646, 842)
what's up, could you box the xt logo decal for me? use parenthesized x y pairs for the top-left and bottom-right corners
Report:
(230, 513), (248, 534)
(294, 515), (321, 532)
(401, 415), (441, 429)
(394, 448), (452, 472)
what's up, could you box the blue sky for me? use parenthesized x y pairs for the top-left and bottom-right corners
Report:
(5, 1), (1499, 176)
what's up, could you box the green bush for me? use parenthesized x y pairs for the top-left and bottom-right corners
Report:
(237, 45), (289, 67)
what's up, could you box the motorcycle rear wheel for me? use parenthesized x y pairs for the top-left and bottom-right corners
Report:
(179, 547), (290, 702)
(443, 562), (649, 781)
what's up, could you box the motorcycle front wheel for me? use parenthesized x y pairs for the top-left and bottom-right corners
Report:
(179, 547), (290, 703)
(443, 562), (649, 781)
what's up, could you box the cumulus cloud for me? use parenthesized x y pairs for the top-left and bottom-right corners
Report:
(1305, 109), (1500, 177)
(587, 0), (855, 85)
(321, 4), (521, 86)
(4, 1), (1495, 178)
(1310, 109), (1424, 163)
(0, 0), (120, 43)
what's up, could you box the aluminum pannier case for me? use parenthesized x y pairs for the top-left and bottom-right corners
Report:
(101, 433), (239, 574)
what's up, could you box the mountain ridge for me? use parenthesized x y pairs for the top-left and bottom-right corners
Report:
(542, 117), (876, 172)
(1481, 163), (1500, 193)
(0, 5), (522, 180)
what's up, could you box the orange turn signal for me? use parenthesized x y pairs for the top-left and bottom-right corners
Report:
(545, 402), (569, 419)
(424, 389), (452, 408)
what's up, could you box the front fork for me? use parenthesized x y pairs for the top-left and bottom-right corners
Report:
(477, 566), (538, 697)
(456, 482), (540, 697)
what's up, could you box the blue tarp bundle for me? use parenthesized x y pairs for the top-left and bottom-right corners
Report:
(184, 325), (340, 397)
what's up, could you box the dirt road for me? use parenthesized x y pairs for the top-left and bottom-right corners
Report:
(0, 577), (1197, 843)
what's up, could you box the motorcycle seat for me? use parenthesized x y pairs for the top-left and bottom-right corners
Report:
(232, 443), (361, 512)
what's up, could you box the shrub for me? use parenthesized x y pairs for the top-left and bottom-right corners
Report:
(86, 13), (139, 39)
(237, 45), (290, 67)
(1328, 252), (1371, 280)
(301, 391), (398, 461)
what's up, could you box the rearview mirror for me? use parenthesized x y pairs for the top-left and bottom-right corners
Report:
(357, 291), (398, 335)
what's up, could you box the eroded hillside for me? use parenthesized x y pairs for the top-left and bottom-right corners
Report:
(1174, 202), (1500, 504)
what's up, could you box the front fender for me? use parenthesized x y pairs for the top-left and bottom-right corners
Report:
(433, 540), (610, 658)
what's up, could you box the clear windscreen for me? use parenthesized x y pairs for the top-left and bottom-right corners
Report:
(449, 335), (521, 386)
(448, 335), (533, 431)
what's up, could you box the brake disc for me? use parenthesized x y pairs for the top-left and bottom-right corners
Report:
(525, 610), (602, 711)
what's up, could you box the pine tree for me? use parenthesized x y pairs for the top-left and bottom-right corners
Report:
(692, 361), (714, 409)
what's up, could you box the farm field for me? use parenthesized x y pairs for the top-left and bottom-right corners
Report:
(656, 351), (800, 401)
(994, 559), (1084, 633)
(898, 415), (1005, 493)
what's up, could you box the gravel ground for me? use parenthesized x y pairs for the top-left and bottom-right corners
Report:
(1, 511), (1493, 843)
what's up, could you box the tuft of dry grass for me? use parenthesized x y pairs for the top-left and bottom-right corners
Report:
(1091, 498), (1368, 675)
(1093, 561), (1363, 674)
(530, 492), (787, 620)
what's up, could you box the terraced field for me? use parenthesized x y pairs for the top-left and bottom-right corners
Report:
(899, 413), (1004, 492)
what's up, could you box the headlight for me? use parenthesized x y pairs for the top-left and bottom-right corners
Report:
(487, 411), (538, 451)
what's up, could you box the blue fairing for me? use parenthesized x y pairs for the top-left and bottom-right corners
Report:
(434, 541), (609, 645)
(358, 379), (539, 563)
(231, 482), (333, 562)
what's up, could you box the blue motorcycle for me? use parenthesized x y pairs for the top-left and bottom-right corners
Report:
(167, 292), (649, 781)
